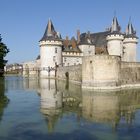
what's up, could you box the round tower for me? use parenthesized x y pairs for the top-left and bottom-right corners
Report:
(123, 20), (138, 62)
(39, 19), (63, 78)
(106, 16), (124, 57)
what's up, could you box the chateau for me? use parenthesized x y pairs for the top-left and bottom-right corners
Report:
(23, 16), (140, 90)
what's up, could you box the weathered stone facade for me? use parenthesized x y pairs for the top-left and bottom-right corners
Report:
(120, 62), (140, 86)
(82, 55), (140, 90)
(57, 55), (140, 90)
(22, 60), (40, 77)
(82, 55), (121, 89)
(57, 65), (82, 83)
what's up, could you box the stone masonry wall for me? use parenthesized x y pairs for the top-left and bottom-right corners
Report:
(120, 62), (140, 86)
(57, 64), (82, 83)
(57, 56), (140, 90)
(82, 55), (121, 89)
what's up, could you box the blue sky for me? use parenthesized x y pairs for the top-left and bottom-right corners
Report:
(0, 0), (140, 64)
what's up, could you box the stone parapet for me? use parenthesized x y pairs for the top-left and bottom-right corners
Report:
(123, 37), (138, 44)
(39, 40), (62, 46)
(106, 34), (124, 41)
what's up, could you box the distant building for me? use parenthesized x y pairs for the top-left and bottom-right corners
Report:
(5, 63), (23, 74)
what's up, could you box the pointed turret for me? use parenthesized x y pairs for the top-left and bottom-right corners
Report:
(125, 19), (137, 38)
(40, 19), (60, 41)
(106, 16), (124, 57)
(123, 19), (138, 62)
(39, 19), (63, 78)
(110, 16), (121, 33)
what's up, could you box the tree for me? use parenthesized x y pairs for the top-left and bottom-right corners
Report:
(0, 34), (9, 76)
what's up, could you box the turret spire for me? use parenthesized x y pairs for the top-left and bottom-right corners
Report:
(125, 18), (136, 37)
(40, 19), (61, 41)
(110, 16), (121, 33)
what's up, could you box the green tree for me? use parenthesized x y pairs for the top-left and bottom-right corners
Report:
(0, 34), (9, 76)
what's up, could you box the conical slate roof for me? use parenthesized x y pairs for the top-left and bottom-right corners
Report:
(125, 20), (137, 38)
(40, 19), (61, 41)
(110, 16), (121, 33)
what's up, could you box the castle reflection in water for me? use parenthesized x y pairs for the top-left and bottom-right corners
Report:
(21, 78), (140, 132)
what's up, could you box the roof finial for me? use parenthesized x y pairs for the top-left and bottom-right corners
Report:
(129, 16), (131, 22)
(114, 10), (116, 17)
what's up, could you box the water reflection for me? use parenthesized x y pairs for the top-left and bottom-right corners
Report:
(24, 78), (140, 131)
(0, 77), (9, 122)
(39, 79), (62, 133)
(38, 79), (82, 133)
(82, 90), (139, 129)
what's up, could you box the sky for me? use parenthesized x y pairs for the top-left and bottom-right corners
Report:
(0, 0), (140, 64)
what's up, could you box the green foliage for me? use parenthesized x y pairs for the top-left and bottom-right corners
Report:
(0, 35), (9, 59)
(0, 34), (9, 76)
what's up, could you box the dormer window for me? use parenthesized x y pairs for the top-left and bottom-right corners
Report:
(87, 38), (91, 43)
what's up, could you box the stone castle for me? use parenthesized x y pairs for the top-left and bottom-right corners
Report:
(23, 16), (140, 90)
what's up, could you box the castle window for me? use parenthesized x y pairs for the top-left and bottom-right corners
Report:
(64, 57), (67, 62)
(53, 56), (56, 62)
(77, 58), (79, 62)
(55, 48), (57, 53)
(88, 50), (91, 54)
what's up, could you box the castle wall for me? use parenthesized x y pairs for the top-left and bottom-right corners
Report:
(120, 62), (140, 86)
(57, 65), (82, 83)
(82, 55), (121, 89)
(22, 60), (40, 77)
(81, 55), (140, 90)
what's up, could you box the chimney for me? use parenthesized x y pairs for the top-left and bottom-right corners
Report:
(71, 37), (76, 48)
(77, 29), (80, 44)
(65, 36), (69, 47)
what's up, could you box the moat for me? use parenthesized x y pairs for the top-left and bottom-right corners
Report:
(0, 76), (140, 140)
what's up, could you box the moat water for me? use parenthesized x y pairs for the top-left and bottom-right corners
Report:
(0, 76), (140, 140)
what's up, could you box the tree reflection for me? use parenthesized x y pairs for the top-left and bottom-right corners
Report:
(0, 77), (9, 122)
